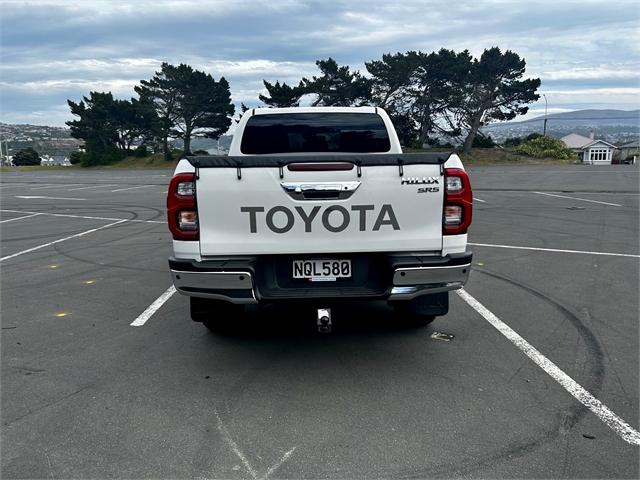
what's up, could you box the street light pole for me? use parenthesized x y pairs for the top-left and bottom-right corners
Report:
(542, 94), (548, 136)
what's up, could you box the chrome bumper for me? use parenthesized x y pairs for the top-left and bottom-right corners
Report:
(170, 269), (258, 304)
(387, 263), (471, 300)
(170, 254), (471, 303)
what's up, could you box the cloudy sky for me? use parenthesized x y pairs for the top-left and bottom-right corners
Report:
(1, 0), (639, 127)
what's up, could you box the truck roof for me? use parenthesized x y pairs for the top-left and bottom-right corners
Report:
(252, 106), (378, 115)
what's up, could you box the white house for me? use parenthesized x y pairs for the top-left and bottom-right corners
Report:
(561, 132), (616, 165)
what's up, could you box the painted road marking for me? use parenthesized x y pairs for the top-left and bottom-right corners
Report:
(0, 219), (127, 262)
(0, 213), (42, 224)
(30, 184), (83, 190)
(456, 289), (640, 446)
(214, 407), (296, 480)
(67, 184), (118, 191)
(130, 286), (176, 326)
(16, 196), (86, 201)
(111, 185), (155, 192)
(0, 209), (165, 224)
(473, 197), (486, 203)
(468, 242), (639, 258)
(533, 191), (622, 207)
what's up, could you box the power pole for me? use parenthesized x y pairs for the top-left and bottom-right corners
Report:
(542, 93), (548, 136)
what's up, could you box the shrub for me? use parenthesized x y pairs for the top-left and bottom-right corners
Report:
(472, 134), (495, 148)
(516, 136), (574, 159)
(134, 145), (150, 157)
(13, 147), (41, 166)
(69, 151), (84, 165)
(503, 137), (522, 147)
(80, 148), (127, 167)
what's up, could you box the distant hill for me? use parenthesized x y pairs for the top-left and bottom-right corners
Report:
(0, 122), (234, 156)
(483, 109), (639, 144)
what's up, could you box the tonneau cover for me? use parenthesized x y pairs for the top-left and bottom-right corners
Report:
(185, 152), (451, 168)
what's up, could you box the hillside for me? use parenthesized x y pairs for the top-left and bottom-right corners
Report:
(483, 109), (639, 143)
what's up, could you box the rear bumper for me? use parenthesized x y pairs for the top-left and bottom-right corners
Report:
(169, 251), (472, 304)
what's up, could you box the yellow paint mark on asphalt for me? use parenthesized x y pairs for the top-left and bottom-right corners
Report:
(83, 280), (95, 285)
(49, 265), (58, 269)
(55, 312), (69, 318)
(477, 262), (484, 266)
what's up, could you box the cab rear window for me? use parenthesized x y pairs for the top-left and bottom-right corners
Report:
(240, 112), (391, 154)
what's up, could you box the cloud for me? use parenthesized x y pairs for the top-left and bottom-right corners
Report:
(1, 0), (638, 126)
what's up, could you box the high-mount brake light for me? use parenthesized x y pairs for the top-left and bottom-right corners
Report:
(443, 168), (472, 235)
(167, 173), (199, 241)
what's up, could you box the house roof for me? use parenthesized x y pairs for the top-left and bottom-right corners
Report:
(582, 139), (616, 149)
(561, 133), (593, 149)
(619, 139), (640, 148)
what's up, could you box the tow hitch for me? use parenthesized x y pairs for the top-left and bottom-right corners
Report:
(317, 308), (332, 333)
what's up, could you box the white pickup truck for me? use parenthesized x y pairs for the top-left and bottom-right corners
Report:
(167, 107), (472, 331)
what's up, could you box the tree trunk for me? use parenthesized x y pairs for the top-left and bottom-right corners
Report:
(183, 135), (191, 155)
(163, 136), (170, 160)
(462, 114), (483, 154)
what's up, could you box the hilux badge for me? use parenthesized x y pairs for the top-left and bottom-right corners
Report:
(401, 176), (439, 185)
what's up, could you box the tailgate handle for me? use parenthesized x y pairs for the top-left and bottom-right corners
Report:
(281, 181), (361, 200)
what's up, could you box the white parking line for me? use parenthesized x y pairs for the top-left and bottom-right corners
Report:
(30, 184), (83, 190)
(0, 213), (42, 224)
(533, 191), (622, 207)
(67, 184), (118, 191)
(111, 185), (155, 192)
(0, 219), (127, 262)
(0, 209), (165, 224)
(468, 242), (639, 258)
(16, 195), (86, 201)
(130, 286), (176, 326)
(456, 289), (640, 446)
(473, 197), (486, 203)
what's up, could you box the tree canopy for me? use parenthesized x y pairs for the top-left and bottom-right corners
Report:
(457, 47), (541, 153)
(135, 62), (234, 157)
(259, 47), (539, 149)
(13, 147), (40, 166)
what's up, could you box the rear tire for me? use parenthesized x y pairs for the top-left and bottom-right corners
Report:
(392, 303), (436, 328)
(391, 292), (448, 328)
(190, 297), (245, 333)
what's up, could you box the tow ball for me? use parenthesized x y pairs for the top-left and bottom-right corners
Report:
(317, 308), (332, 333)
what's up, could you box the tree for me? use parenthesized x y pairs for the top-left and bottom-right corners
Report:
(13, 147), (40, 166)
(458, 47), (541, 154)
(136, 63), (234, 156)
(302, 58), (371, 106)
(67, 91), (120, 153)
(135, 63), (183, 160)
(409, 49), (471, 146)
(111, 97), (160, 151)
(259, 80), (306, 107)
(365, 49), (470, 147)
(69, 151), (84, 164)
(366, 51), (421, 145)
(67, 92), (158, 165)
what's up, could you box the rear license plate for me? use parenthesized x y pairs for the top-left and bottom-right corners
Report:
(292, 259), (352, 281)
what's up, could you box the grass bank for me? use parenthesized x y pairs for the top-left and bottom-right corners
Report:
(0, 148), (576, 173)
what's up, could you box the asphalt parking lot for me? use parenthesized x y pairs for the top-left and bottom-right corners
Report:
(1, 164), (638, 479)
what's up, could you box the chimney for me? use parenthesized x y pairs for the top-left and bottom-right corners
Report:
(589, 130), (595, 140)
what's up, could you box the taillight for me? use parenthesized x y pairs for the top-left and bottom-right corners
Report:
(167, 173), (198, 240)
(443, 168), (472, 235)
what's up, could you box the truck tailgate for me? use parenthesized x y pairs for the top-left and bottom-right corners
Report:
(196, 163), (444, 256)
